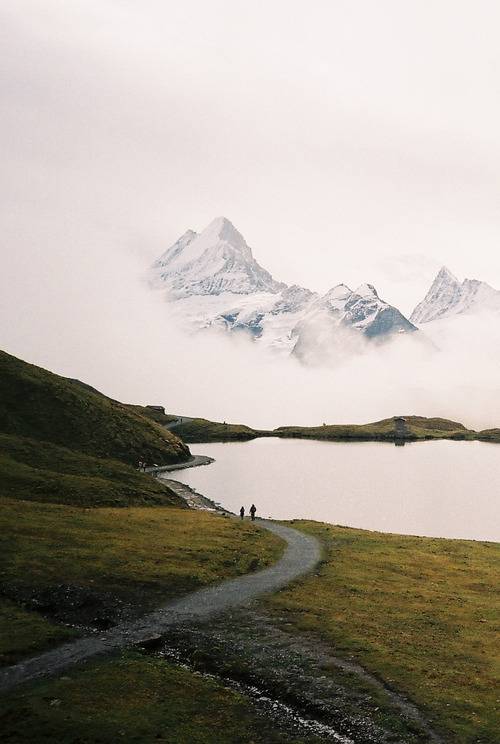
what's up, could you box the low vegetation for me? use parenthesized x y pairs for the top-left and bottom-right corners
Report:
(0, 652), (327, 744)
(273, 415), (472, 441)
(266, 522), (500, 744)
(0, 599), (78, 667)
(124, 404), (180, 427)
(0, 497), (283, 664)
(168, 413), (476, 443)
(477, 428), (500, 442)
(0, 350), (189, 466)
(1, 348), (496, 742)
(0, 433), (184, 507)
(171, 417), (261, 442)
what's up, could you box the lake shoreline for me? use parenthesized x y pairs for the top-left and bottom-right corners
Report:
(169, 439), (500, 543)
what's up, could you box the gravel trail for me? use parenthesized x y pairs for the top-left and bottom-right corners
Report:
(0, 520), (320, 693)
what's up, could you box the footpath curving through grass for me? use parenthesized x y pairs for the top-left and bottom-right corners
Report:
(266, 522), (500, 744)
(0, 497), (284, 665)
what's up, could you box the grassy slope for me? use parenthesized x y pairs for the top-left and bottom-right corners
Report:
(0, 433), (183, 507)
(0, 653), (326, 744)
(0, 599), (78, 667)
(266, 523), (499, 744)
(0, 350), (189, 466)
(172, 417), (261, 442)
(477, 428), (500, 442)
(125, 404), (180, 427)
(170, 414), (475, 443)
(273, 415), (472, 441)
(0, 497), (283, 664)
(0, 349), (292, 742)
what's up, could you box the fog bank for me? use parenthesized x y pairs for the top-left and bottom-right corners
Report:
(2, 1), (500, 430)
(2, 231), (499, 431)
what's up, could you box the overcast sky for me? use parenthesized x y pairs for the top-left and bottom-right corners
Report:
(1, 1), (500, 425)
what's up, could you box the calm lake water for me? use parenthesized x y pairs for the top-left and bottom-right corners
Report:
(171, 439), (500, 542)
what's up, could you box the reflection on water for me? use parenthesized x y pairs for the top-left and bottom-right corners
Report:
(171, 439), (499, 541)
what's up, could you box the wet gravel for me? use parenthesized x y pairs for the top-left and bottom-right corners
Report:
(154, 608), (441, 744)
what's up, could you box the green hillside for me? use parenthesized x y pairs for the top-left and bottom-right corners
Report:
(0, 349), (192, 507)
(168, 413), (474, 443)
(171, 416), (261, 442)
(0, 433), (183, 507)
(0, 350), (190, 466)
(274, 415), (472, 441)
(477, 428), (500, 442)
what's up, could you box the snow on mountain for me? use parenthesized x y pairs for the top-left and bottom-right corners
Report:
(411, 267), (500, 324)
(150, 216), (284, 297)
(149, 217), (418, 362)
(291, 283), (417, 364)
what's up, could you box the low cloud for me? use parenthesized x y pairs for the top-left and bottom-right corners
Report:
(2, 228), (498, 432)
(2, 2), (500, 433)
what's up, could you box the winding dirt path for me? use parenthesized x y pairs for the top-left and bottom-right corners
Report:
(0, 520), (320, 693)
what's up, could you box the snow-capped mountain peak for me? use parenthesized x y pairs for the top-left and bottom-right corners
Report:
(353, 283), (379, 299)
(323, 284), (352, 301)
(436, 265), (458, 283)
(149, 216), (284, 297)
(152, 229), (198, 270)
(411, 267), (500, 324)
(148, 217), (418, 364)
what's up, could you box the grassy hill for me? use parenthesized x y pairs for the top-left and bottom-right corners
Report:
(477, 428), (500, 442)
(170, 416), (262, 442)
(267, 522), (499, 744)
(0, 433), (184, 507)
(0, 350), (190, 466)
(124, 404), (180, 427)
(0, 349), (193, 507)
(273, 415), (472, 442)
(168, 413), (474, 443)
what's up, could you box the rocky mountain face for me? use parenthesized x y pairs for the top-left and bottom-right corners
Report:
(411, 266), (500, 324)
(149, 217), (418, 363)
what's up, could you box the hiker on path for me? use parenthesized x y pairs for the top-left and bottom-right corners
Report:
(250, 504), (256, 521)
(239, 506), (245, 520)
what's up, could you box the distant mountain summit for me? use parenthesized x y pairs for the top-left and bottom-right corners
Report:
(411, 266), (500, 324)
(149, 217), (418, 364)
(292, 283), (417, 364)
(151, 217), (284, 297)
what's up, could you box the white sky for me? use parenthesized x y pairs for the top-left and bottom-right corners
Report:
(1, 1), (500, 426)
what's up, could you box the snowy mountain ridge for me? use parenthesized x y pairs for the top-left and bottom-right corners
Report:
(149, 217), (418, 363)
(411, 266), (500, 324)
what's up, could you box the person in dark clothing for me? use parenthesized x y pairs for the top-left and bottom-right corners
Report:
(239, 506), (245, 520)
(249, 504), (256, 521)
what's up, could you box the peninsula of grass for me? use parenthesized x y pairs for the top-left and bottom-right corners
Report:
(272, 415), (473, 442)
(265, 522), (499, 744)
(170, 416), (261, 442)
(168, 413), (477, 444)
(0, 497), (284, 665)
(0, 652), (328, 744)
